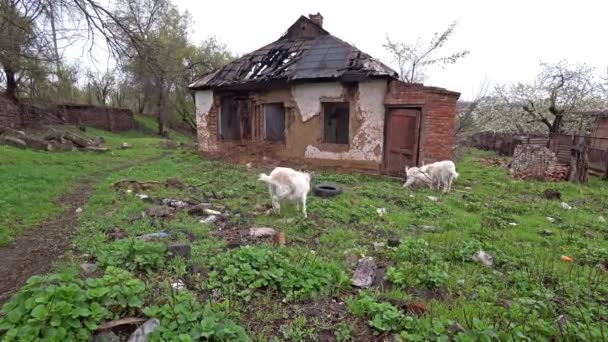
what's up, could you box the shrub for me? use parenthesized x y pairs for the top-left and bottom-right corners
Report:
(205, 246), (349, 301)
(0, 267), (145, 341)
(96, 238), (165, 273)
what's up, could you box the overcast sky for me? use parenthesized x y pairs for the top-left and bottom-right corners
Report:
(169, 0), (607, 100)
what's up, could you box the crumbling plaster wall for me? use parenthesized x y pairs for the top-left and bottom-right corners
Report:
(194, 90), (216, 152)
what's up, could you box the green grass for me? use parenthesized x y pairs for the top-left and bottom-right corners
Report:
(0, 125), (190, 245)
(2, 148), (608, 340)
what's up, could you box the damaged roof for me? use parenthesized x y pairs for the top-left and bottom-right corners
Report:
(189, 15), (398, 90)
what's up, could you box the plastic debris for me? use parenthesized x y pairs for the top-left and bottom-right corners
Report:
(138, 230), (170, 241)
(560, 202), (572, 210)
(249, 227), (276, 238)
(508, 222), (518, 226)
(376, 208), (387, 217)
(427, 196), (438, 202)
(599, 215), (606, 223)
(561, 255), (573, 263)
(546, 217), (555, 223)
(128, 318), (160, 342)
(275, 231), (286, 245)
(472, 250), (493, 267)
(204, 209), (222, 215)
(200, 215), (218, 224)
(171, 280), (186, 290)
(135, 194), (149, 200)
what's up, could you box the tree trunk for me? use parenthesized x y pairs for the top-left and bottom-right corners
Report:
(157, 80), (167, 137)
(569, 138), (588, 183)
(4, 66), (17, 101)
(550, 114), (563, 133)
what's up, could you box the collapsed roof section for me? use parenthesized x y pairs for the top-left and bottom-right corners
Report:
(189, 15), (398, 90)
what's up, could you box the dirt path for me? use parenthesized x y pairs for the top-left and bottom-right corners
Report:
(0, 154), (167, 304)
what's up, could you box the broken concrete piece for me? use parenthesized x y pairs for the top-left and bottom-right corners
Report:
(584, 231), (596, 240)
(373, 242), (385, 251)
(249, 227), (276, 238)
(161, 198), (189, 209)
(128, 318), (160, 342)
(75, 207), (83, 214)
(560, 202), (572, 210)
(167, 242), (191, 260)
(63, 132), (90, 147)
(472, 250), (493, 267)
(80, 263), (98, 275)
(204, 209), (222, 215)
(22, 136), (50, 151)
(0, 136), (26, 149)
(352, 257), (376, 288)
(200, 215), (218, 224)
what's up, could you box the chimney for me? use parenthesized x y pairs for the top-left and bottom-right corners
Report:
(309, 13), (323, 27)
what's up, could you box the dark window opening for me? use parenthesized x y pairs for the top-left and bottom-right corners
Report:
(323, 102), (349, 144)
(220, 96), (252, 141)
(265, 103), (285, 142)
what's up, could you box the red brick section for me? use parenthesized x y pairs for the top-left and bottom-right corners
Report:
(384, 81), (460, 164)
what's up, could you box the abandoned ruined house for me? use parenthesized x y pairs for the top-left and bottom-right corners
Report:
(189, 13), (460, 176)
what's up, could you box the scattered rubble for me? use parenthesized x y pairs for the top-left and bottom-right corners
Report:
(146, 205), (174, 218)
(204, 209), (222, 215)
(187, 203), (212, 216)
(0, 128), (111, 152)
(161, 198), (190, 209)
(200, 216), (218, 224)
(352, 257), (376, 288)
(511, 145), (569, 181)
(138, 230), (170, 241)
(171, 280), (186, 290)
(472, 250), (493, 267)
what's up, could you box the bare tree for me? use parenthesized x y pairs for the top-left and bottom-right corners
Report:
(454, 80), (490, 142)
(384, 21), (469, 83)
(86, 69), (116, 106)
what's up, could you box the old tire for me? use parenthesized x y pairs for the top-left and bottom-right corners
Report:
(313, 184), (342, 198)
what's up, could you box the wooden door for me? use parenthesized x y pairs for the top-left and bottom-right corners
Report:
(384, 108), (420, 177)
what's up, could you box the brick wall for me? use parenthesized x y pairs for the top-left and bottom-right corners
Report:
(61, 105), (136, 132)
(384, 81), (460, 164)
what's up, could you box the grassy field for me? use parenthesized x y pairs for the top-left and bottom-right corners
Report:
(0, 116), (187, 245)
(1, 147), (607, 341)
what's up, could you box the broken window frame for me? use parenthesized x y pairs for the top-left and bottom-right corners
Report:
(263, 103), (286, 143)
(218, 95), (253, 142)
(322, 101), (350, 145)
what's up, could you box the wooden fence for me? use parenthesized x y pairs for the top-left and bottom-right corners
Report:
(469, 132), (608, 178)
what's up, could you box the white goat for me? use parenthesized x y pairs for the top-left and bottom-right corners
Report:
(403, 161), (459, 193)
(258, 167), (311, 218)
